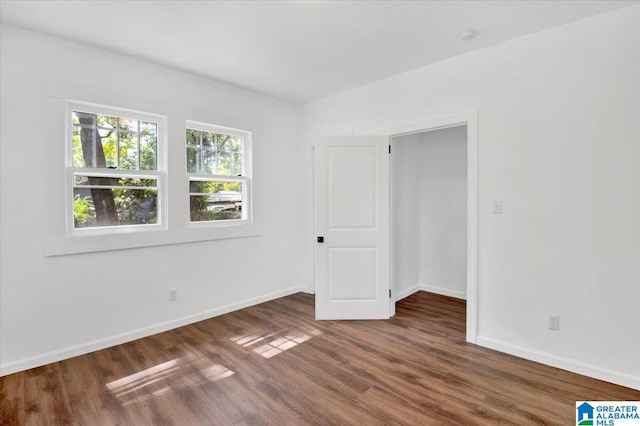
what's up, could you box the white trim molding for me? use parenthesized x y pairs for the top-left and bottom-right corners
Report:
(477, 336), (640, 391)
(43, 79), (263, 256)
(420, 284), (467, 300)
(395, 285), (421, 301)
(0, 286), (305, 377)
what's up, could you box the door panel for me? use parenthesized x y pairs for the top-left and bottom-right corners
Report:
(328, 247), (377, 300)
(315, 136), (390, 320)
(328, 146), (377, 228)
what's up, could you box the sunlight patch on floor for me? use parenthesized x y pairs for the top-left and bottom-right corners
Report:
(232, 329), (321, 359)
(199, 363), (235, 382)
(106, 359), (179, 400)
(231, 333), (276, 347)
(106, 356), (235, 405)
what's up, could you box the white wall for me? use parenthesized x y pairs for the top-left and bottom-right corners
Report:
(393, 127), (467, 300)
(303, 6), (640, 389)
(392, 133), (421, 299)
(0, 25), (307, 375)
(418, 127), (467, 299)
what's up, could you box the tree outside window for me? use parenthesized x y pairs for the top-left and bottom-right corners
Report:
(69, 106), (162, 230)
(186, 124), (251, 224)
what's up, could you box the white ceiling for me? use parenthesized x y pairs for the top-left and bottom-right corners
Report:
(1, 1), (637, 104)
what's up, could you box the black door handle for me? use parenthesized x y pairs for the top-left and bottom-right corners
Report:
(317, 236), (324, 243)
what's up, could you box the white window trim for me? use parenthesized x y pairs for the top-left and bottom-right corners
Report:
(66, 101), (168, 237)
(44, 80), (261, 256)
(185, 120), (253, 228)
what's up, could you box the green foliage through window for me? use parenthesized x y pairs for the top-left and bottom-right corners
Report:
(186, 126), (247, 223)
(70, 107), (162, 230)
(186, 129), (242, 175)
(189, 180), (242, 222)
(72, 176), (158, 228)
(72, 111), (157, 171)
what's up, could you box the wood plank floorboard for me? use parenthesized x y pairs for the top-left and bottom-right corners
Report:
(1, 291), (638, 425)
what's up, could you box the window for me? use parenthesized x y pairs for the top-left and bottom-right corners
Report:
(68, 102), (165, 233)
(186, 121), (251, 225)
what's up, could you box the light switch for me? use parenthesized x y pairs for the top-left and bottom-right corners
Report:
(492, 200), (503, 214)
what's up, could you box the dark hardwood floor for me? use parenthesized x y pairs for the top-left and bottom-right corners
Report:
(1, 291), (638, 425)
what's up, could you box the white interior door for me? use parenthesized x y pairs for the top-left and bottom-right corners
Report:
(314, 136), (390, 320)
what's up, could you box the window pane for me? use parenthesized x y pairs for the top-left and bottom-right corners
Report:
(69, 105), (164, 235)
(140, 134), (157, 170)
(119, 132), (138, 170)
(73, 184), (158, 229)
(72, 126), (84, 167)
(140, 121), (157, 136)
(73, 111), (158, 171)
(98, 115), (118, 128)
(119, 117), (136, 132)
(202, 147), (217, 174)
(189, 180), (243, 222)
(231, 136), (242, 175)
(216, 134), (231, 175)
(102, 135), (118, 168)
(186, 129), (199, 146)
(185, 128), (245, 177)
(73, 111), (104, 168)
(186, 146), (200, 173)
(203, 132), (214, 147)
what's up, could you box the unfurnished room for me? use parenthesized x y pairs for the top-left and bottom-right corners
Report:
(1, 1), (639, 424)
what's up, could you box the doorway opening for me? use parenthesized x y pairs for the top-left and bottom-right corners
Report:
(312, 113), (477, 341)
(390, 113), (477, 343)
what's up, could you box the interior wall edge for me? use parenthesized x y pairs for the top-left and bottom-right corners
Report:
(420, 284), (467, 301)
(394, 285), (421, 301)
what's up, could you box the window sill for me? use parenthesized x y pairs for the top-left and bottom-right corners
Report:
(45, 221), (262, 256)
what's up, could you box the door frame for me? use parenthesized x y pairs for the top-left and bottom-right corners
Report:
(389, 112), (478, 344)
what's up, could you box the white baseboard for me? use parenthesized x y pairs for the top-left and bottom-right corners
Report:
(394, 285), (421, 301)
(420, 284), (466, 300)
(1, 285), (305, 377)
(477, 336), (640, 391)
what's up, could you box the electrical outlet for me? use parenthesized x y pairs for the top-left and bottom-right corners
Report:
(169, 289), (177, 301)
(548, 314), (560, 331)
